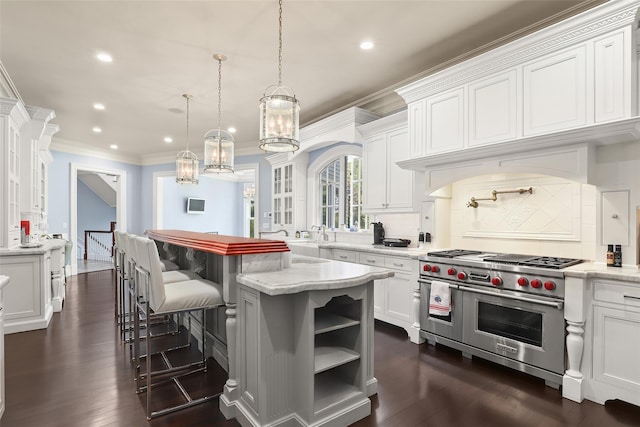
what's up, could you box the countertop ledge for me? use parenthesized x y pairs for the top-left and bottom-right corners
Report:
(564, 262), (640, 283)
(237, 256), (394, 296)
(304, 242), (431, 259)
(0, 239), (66, 256)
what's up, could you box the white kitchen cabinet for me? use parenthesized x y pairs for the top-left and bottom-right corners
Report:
(426, 87), (465, 153)
(20, 108), (57, 235)
(523, 46), (587, 136)
(361, 112), (414, 213)
(593, 28), (632, 123)
(407, 100), (425, 158)
(356, 252), (420, 343)
(267, 152), (308, 236)
(0, 98), (29, 249)
(0, 244), (59, 334)
(468, 70), (518, 147)
(588, 280), (640, 407)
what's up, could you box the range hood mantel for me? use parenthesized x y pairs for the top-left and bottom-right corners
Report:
(397, 117), (640, 171)
(397, 117), (640, 193)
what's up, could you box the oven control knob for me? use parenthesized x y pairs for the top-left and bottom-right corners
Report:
(544, 281), (556, 291)
(491, 277), (503, 286)
(531, 279), (542, 289)
(431, 266), (440, 273)
(423, 264), (431, 272)
(457, 272), (467, 280)
(447, 268), (457, 276)
(517, 277), (529, 287)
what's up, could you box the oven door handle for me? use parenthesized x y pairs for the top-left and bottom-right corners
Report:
(418, 278), (458, 289)
(459, 285), (564, 310)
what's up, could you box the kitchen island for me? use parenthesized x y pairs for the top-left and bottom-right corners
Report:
(145, 230), (393, 427)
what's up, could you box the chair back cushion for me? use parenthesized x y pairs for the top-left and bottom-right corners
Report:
(138, 236), (167, 311)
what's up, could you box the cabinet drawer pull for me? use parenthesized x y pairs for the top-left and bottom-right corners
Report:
(624, 295), (640, 301)
(366, 259), (376, 263)
(393, 263), (404, 267)
(339, 255), (348, 259)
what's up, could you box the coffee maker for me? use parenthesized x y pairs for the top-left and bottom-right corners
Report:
(372, 222), (385, 245)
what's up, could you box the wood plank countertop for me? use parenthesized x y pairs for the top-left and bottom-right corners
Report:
(146, 229), (290, 256)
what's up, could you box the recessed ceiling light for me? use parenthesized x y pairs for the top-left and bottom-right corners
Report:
(360, 40), (374, 50)
(93, 103), (105, 110)
(96, 52), (113, 63)
(92, 126), (102, 133)
(227, 127), (236, 134)
(164, 136), (173, 143)
(110, 144), (118, 150)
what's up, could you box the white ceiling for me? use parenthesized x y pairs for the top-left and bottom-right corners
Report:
(0, 0), (604, 165)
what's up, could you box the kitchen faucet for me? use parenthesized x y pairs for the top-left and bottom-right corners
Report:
(310, 225), (328, 242)
(258, 229), (289, 239)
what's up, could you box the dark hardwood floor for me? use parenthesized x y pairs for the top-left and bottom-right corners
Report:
(2, 270), (639, 427)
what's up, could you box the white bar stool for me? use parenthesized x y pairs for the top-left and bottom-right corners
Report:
(133, 236), (225, 419)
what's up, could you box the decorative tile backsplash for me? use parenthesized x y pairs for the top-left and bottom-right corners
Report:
(457, 176), (581, 241)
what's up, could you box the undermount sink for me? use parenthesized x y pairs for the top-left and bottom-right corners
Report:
(285, 238), (318, 245)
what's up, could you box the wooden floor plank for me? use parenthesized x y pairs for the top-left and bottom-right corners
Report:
(3, 269), (639, 426)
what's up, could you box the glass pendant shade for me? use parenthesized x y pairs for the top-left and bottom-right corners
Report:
(259, 86), (300, 152)
(203, 129), (234, 173)
(176, 150), (199, 184)
(175, 93), (198, 184)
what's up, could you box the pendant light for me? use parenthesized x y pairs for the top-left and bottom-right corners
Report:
(203, 54), (234, 174)
(259, 0), (300, 152)
(176, 94), (199, 184)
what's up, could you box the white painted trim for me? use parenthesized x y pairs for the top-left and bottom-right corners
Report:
(306, 144), (362, 227)
(70, 163), (126, 275)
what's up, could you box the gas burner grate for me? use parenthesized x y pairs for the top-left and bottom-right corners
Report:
(519, 257), (583, 269)
(426, 249), (482, 258)
(482, 254), (536, 265)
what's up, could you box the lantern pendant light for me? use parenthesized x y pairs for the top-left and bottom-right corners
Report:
(204, 54), (234, 174)
(259, 0), (300, 152)
(175, 94), (199, 184)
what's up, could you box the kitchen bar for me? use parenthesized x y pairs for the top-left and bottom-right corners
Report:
(145, 229), (393, 426)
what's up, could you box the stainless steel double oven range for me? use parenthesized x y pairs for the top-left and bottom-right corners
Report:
(418, 250), (583, 388)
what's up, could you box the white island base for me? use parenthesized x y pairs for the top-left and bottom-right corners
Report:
(221, 256), (390, 427)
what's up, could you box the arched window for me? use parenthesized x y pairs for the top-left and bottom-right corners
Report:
(316, 152), (367, 230)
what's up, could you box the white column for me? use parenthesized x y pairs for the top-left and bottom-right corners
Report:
(563, 276), (587, 402)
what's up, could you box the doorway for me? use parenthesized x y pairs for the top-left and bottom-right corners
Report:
(70, 163), (126, 275)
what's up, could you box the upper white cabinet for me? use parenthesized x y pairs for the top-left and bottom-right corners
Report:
(468, 70), (518, 146)
(396, 1), (638, 160)
(20, 107), (58, 235)
(523, 46), (587, 136)
(267, 152), (308, 235)
(426, 87), (465, 153)
(360, 111), (414, 213)
(0, 98), (29, 248)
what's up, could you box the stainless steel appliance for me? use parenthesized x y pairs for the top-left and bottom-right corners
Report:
(418, 249), (583, 388)
(372, 222), (385, 245)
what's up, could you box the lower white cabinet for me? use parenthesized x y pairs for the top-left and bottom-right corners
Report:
(588, 280), (640, 406)
(0, 243), (62, 334)
(333, 250), (421, 344)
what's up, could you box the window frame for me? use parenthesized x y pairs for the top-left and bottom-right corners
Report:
(306, 144), (365, 230)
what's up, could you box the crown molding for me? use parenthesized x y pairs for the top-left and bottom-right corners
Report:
(357, 110), (407, 137)
(50, 137), (143, 165)
(0, 97), (30, 127)
(25, 105), (55, 122)
(396, 0), (638, 104)
(0, 61), (22, 102)
(300, 107), (380, 142)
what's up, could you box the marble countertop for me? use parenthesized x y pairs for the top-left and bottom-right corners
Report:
(286, 240), (430, 259)
(564, 262), (640, 283)
(236, 255), (395, 296)
(0, 238), (67, 256)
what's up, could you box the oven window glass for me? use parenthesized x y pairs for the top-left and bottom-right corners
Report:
(477, 302), (542, 347)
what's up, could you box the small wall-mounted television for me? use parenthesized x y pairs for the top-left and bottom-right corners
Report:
(186, 197), (205, 214)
